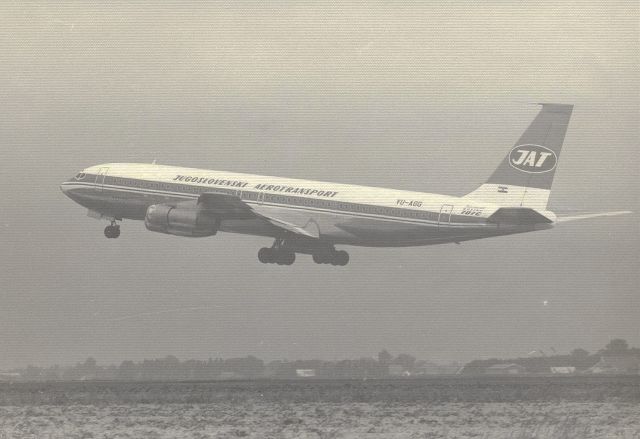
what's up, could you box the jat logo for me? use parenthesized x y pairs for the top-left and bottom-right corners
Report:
(509, 144), (557, 174)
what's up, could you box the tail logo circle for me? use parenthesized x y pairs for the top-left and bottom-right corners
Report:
(509, 144), (557, 174)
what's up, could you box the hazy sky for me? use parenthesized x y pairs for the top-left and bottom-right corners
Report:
(1, 1), (638, 369)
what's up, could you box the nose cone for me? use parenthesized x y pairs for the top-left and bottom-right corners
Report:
(60, 180), (73, 197)
(61, 172), (90, 203)
(60, 176), (82, 201)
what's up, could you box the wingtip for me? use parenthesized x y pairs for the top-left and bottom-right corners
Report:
(535, 103), (574, 113)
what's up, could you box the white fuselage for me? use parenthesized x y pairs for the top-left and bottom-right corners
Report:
(61, 163), (552, 247)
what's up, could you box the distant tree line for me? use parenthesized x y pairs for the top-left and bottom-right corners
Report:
(5, 339), (637, 382)
(7, 351), (421, 382)
(17, 355), (266, 382)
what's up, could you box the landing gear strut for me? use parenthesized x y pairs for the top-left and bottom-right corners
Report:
(104, 221), (120, 239)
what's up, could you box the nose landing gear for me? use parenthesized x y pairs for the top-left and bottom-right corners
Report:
(104, 221), (120, 239)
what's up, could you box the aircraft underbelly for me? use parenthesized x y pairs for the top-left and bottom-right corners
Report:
(221, 207), (490, 247)
(329, 217), (487, 246)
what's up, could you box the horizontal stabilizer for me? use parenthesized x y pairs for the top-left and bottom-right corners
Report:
(555, 210), (632, 223)
(487, 207), (554, 225)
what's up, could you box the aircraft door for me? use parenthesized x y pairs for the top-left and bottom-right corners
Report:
(438, 204), (454, 228)
(95, 167), (109, 192)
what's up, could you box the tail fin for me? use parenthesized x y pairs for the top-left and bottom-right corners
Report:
(465, 103), (573, 210)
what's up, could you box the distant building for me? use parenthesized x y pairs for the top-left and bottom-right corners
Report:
(485, 363), (527, 375)
(414, 363), (463, 375)
(0, 372), (21, 381)
(295, 369), (316, 378)
(218, 371), (241, 380)
(589, 355), (640, 374)
(388, 365), (410, 376)
(550, 366), (576, 374)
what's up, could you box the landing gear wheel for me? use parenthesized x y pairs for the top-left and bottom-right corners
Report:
(313, 252), (330, 264)
(104, 225), (120, 239)
(278, 251), (295, 266)
(259, 247), (295, 265)
(258, 247), (274, 263)
(333, 250), (349, 266)
(313, 250), (348, 265)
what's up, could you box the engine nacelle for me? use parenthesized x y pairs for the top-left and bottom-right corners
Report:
(145, 203), (219, 237)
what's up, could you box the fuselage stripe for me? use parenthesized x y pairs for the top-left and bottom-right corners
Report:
(61, 180), (488, 228)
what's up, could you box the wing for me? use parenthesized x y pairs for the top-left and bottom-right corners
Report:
(252, 211), (320, 238)
(197, 192), (254, 218)
(555, 210), (632, 223)
(198, 192), (321, 239)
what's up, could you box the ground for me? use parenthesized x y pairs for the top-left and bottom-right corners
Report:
(0, 377), (638, 438)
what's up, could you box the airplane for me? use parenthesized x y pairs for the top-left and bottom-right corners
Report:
(60, 103), (630, 266)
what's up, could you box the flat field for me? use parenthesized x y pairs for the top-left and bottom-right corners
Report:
(0, 377), (638, 438)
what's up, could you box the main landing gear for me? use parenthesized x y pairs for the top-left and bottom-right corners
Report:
(312, 249), (349, 266)
(104, 221), (120, 239)
(257, 238), (349, 266)
(258, 237), (295, 265)
(258, 247), (296, 265)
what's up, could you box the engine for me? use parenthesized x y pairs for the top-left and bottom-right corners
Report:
(144, 203), (219, 237)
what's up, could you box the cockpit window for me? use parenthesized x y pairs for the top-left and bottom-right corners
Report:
(75, 172), (86, 180)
